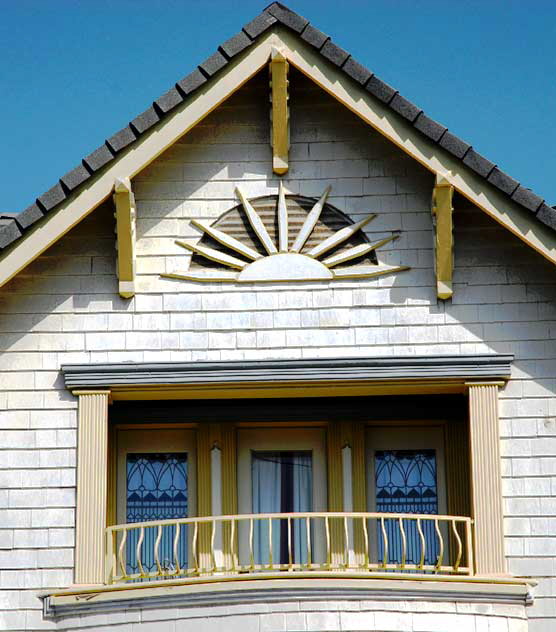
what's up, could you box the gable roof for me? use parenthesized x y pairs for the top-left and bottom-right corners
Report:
(0, 2), (555, 267)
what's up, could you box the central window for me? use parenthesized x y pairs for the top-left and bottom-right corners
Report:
(252, 450), (313, 565)
(237, 427), (327, 567)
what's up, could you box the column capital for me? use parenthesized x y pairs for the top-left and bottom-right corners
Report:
(73, 389), (111, 396)
(465, 380), (504, 389)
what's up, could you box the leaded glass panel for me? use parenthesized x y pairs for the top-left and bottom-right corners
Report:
(126, 453), (188, 575)
(374, 449), (439, 567)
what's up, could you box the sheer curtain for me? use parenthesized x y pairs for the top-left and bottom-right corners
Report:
(252, 451), (312, 566)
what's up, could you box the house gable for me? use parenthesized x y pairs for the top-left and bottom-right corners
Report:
(1, 5), (556, 631)
(0, 2), (555, 296)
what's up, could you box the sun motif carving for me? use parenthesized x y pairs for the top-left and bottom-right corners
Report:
(163, 183), (409, 283)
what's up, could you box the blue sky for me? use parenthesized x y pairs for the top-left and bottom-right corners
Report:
(2, 0), (555, 211)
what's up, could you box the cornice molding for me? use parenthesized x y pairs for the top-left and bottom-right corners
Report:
(62, 354), (513, 393)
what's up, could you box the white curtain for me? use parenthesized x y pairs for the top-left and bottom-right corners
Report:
(252, 452), (312, 566)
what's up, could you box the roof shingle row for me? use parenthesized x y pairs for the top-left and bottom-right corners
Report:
(1, 2), (554, 251)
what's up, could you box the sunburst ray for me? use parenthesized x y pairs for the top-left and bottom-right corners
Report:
(291, 186), (331, 253)
(277, 180), (288, 252)
(322, 235), (398, 268)
(332, 264), (409, 279)
(191, 219), (262, 261)
(235, 187), (277, 255)
(164, 185), (410, 284)
(306, 213), (376, 259)
(176, 240), (247, 270)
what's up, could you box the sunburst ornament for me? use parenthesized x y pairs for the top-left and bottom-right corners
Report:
(163, 183), (409, 283)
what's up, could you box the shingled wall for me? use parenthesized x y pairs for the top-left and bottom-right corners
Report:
(0, 70), (555, 631)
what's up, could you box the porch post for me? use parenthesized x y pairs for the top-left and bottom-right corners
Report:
(466, 381), (506, 576)
(74, 390), (110, 585)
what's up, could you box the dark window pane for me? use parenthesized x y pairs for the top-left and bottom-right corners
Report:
(374, 449), (439, 567)
(126, 453), (188, 575)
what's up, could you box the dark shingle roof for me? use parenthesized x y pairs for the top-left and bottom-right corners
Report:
(1, 2), (554, 251)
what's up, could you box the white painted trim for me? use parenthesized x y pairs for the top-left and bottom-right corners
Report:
(342, 444), (355, 565)
(342, 445), (353, 513)
(211, 445), (223, 568)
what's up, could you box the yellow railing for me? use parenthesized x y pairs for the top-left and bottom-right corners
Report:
(105, 512), (474, 585)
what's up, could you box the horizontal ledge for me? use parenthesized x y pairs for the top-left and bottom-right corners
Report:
(43, 575), (532, 618)
(62, 354), (513, 393)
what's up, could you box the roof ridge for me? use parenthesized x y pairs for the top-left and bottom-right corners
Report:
(0, 2), (554, 252)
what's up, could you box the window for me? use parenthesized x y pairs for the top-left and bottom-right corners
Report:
(237, 427), (327, 566)
(116, 428), (196, 576)
(366, 425), (447, 568)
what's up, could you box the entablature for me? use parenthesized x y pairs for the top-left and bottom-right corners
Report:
(62, 354), (513, 400)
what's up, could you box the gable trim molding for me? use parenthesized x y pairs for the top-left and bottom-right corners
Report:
(1, 28), (556, 291)
(0, 29), (282, 290)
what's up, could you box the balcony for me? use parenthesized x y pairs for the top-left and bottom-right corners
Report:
(105, 511), (474, 585)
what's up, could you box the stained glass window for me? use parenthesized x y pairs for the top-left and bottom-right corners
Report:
(126, 453), (188, 575)
(374, 449), (439, 567)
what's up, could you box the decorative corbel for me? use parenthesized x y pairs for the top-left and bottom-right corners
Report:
(269, 47), (289, 175)
(113, 177), (136, 299)
(432, 172), (454, 300)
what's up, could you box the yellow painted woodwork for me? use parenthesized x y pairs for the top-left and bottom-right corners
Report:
(106, 423), (117, 528)
(196, 423), (213, 570)
(432, 173), (454, 300)
(270, 47), (289, 175)
(340, 422), (367, 565)
(221, 424), (238, 568)
(48, 573), (532, 607)
(113, 177), (136, 299)
(351, 423), (367, 513)
(74, 390), (110, 585)
(327, 422), (345, 566)
(467, 382), (506, 576)
(445, 420), (471, 568)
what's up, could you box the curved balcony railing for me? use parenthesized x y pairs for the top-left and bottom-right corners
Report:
(105, 511), (474, 585)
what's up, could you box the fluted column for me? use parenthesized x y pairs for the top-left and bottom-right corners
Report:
(74, 390), (110, 585)
(467, 381), (506, 576)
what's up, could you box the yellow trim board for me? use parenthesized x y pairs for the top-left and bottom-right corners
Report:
(45, 574), (533, 605)
(113, 177), (137, 298)
(432, 173), (455, 300)
(1, 26), (555, 292)
(103, 378), (471, 401)
(270, 47), (290, 174)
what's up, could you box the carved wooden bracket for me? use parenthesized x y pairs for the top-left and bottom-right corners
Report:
(113, 177), (136, 299)
(432, 173), (454, 300)
(269, 47), (289, 175)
